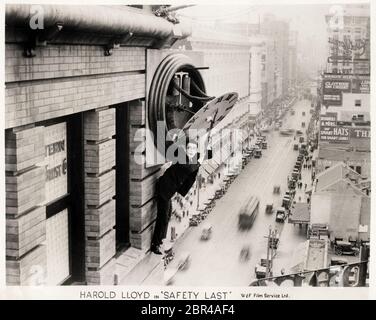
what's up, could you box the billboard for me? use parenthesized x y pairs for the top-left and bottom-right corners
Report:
(320, 125), (350, 143)
(323, 80), (351, 92)
(319, 115), (370, 143)
(351, 128), (370, 139)
(322, 76), (370, 106)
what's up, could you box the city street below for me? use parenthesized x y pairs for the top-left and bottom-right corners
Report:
(165, 99), (312, 286)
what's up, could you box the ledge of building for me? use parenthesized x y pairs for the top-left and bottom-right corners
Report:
(115, 247), (164, 285)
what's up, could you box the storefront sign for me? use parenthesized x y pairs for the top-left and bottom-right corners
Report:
(351, 79), (370, 94)
(323, 80), (351, 92)
(323, 94), (342, 106)
(351, 128), (370, 139)
(320, 114), (337, 127)
(45, 123), (68, 203)
(323, 73), (369, 80)
(320, 126), (350, 143)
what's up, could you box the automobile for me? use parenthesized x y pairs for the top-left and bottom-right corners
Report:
(280, 128), (294, 136)
(301, 122), (306, 128)
(189, 218), (199, 227)
(334, 241), (360, 256)
(276, 207), (287, 222)
(265, 203), (274, 214)
(288, 178), (296, 189)
(282, 196), (291, 210)
(293, 144), (299, 151)
(284, 190), (294, 200)
(200, 224), (212, 240)
(255, 265), (267, 279)
(299, 136), (305, 143)
(296, 130), (303, 135)
(254, 148), (262, 158)
(330, 257), (348, 266)
(239, 245), (251, 262)
(273, 185), (281, 194)
(291, 169), (300, 180)
(262, 141), (268, 149)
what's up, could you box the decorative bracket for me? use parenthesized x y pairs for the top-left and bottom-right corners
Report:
(23, 22), (63, 58)
(104, 32), (133, 56)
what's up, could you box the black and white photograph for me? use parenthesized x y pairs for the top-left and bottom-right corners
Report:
(1, 0), (372, 295)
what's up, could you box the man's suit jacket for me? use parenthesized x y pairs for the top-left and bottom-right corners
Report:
(156, 150), (212, 201)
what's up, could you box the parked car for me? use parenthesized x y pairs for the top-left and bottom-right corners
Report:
(334, 241), (360, 256)
(254, 148), (262, 158)
(276, 207), (286, 223)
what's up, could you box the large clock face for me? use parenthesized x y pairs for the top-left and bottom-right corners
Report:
(182, 92), (238, 133)
(148, 53), (208, 145)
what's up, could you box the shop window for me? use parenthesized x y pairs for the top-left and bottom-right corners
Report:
(42, 115), (85, 285)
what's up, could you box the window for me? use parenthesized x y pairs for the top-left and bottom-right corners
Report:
(349, 165), (355, 171)
(355, 166), (362, 175)
(355, 99), (361, 107)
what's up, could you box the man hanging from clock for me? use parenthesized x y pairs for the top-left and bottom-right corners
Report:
(150, 117), (214, 255)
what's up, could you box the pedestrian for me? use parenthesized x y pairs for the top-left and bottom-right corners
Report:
(307, 197), (310, 204)
(304, 183), (307, 190)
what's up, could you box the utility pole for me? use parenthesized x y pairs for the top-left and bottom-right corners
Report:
(265, 226), (278, 278)
(266, 226), (271, 277)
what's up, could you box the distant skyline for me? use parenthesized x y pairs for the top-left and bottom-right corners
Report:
(178, 3), (369, 76)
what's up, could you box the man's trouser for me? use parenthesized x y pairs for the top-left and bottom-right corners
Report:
(151, 194), (172, 246)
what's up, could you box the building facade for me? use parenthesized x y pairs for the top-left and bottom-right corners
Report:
(325, 4), (370, 75)
(5, 4), (264, 286)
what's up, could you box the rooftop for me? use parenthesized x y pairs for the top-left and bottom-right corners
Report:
(315, 162), (369, 196)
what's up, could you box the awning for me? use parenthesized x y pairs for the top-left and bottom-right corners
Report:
(288, 203), (310, 224)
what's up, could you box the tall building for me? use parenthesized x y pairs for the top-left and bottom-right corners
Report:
(318, 4), (370, 179)
(259, 14), (290, 100)
(288, 30), (298, 94)
(325, 4), (370, 75)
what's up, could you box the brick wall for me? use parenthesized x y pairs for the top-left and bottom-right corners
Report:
(84, 108), (116, 285)
(5, 44), (146, 129)
(5, 41), (148, 285)
(5, 126), (47, 285)
(128, 99), (160, 251)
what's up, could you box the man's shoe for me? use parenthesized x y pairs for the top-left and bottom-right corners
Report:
(151, 244), (163, 255)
